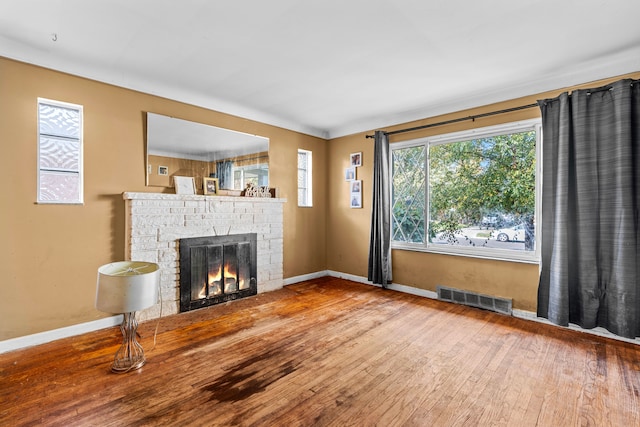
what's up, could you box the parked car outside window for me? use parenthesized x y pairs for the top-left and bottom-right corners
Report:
(490, 224), (526, 242)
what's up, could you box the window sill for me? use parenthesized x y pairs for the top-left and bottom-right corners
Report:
(391, 242), (540, 265)
(36, 200), (84, 205)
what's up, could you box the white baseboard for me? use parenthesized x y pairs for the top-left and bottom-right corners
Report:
(383, 282), (438, 299)
(327, 270), (369, 284)
(283, 270), (330, 285)
(0, 315), (123, 355)
(511, 308), (538, 320)
(512, 308), (640, 345)
(326, 270), (438, 299)
(288, 269), (438, 300)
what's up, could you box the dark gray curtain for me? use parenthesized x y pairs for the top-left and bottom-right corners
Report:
(537, 78), (640, 338)
(368, 130), (392, 287)
(216, 160), (233, 189)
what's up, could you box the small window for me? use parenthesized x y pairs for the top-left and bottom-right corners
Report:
(37, 98), (83, 204)
(297, 149), (312, 207)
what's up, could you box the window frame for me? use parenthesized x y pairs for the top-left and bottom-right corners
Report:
(390, 118), (542, 264)
(233, 163), (269, 190)
(297, 148), (313, 207)
(37, 98), (84, 205)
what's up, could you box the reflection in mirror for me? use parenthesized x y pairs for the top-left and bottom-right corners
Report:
(146, 113), (269, 192)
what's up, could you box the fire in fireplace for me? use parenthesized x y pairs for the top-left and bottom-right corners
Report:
(179, 233), (257, 312)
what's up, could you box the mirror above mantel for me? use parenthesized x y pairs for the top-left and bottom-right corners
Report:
(146, 112), (269, 192)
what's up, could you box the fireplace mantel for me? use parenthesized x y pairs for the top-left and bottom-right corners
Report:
(123, 192), (285, 321)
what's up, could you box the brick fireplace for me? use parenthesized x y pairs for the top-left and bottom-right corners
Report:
(123, 192), (285, 321)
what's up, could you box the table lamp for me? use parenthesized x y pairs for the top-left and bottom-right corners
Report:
(96, 261), (160, 373)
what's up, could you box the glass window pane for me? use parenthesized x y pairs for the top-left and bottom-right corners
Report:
(39, 103), (80, 138)
(39, 171), (81, 203)
(298, 169), (307, 189)
(298, 152), (307, 169)
(297, 149), (312, 207)
(392, 146), (426, 243)
(37, 99), (83, 204)
(428, 131), (536, 252)
(39, 136), (80, 171)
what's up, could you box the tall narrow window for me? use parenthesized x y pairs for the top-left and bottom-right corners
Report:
(37, 98), (83, 204)
(297, 149), (312, 207)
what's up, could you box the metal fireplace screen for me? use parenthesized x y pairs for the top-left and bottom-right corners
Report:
(179, 233), (257, 312)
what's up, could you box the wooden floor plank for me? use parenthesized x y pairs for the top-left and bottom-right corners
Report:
(1, 277), (639, 426)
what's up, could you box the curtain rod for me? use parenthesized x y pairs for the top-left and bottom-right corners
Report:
(365, 103), (539, 139)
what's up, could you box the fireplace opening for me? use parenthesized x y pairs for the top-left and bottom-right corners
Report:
(179, 233), (257, 312)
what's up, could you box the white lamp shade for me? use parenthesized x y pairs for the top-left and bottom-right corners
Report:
(96, 261), (160, 313)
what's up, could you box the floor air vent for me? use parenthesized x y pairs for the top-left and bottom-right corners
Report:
(436, 285), (512, 315)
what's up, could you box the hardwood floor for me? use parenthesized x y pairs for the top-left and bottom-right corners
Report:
(1, 277), (639, 426)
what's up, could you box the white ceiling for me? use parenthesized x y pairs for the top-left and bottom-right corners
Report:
(1, 0), (639, 139)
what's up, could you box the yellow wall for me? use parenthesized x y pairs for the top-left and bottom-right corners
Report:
(327, 71), (640, 312)
(0, 57), (327, 340)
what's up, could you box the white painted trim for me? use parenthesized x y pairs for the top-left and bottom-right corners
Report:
(511, 308), (538, 320)
(326, 270), (368, 284)
(0, 315), (123, 355)
(326, 270), (438, 299)
(513, 309), (640, 346)
(284, 270), (330, 285)
(384, 282), (438, 299)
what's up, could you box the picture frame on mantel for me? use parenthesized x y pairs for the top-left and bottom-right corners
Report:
(174, 176), (196, 195)
(203, 177), (219, 195)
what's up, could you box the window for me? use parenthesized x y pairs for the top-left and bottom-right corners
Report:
(233, 163), (269, 190)
(297, 149), (312, 207)
(391, 119), (541, 262)
(37, 98), (83, 204)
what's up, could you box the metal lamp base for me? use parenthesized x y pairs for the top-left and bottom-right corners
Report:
(111, 312), (146, 373)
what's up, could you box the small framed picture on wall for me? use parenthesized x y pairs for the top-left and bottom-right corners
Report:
(350, 179), (362, 208)
(350, 193), (362, 209)
(158, 165), (169, 176)
(350, 152), (362, 167)
(345, 167), (356, 181)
